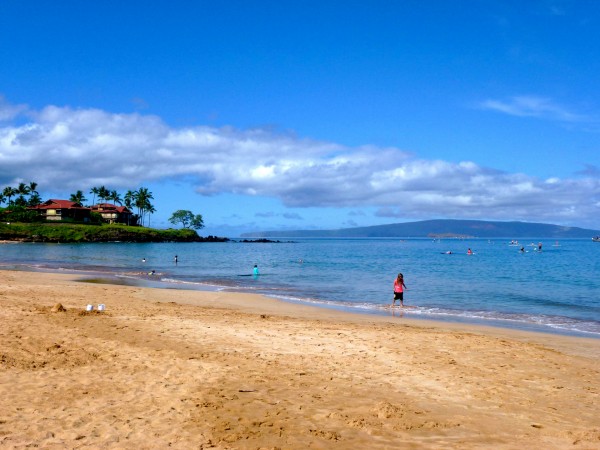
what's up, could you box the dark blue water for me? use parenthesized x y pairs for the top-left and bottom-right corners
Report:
(1, 238), (598, 337)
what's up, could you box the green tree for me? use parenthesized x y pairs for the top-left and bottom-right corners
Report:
(124, 190), (135, 209)
(169, 210), (205, 230)
(146, 204), (156, 227)
(123, 190), (136, 225)
(13, 183), (30, 207)
(27, 192), (42, 206)
(108, 190), (122, 205)
(70, 190), (87, 205)
(133, 187), (154, 227)
(89, 186), (99, 206)
(16, 182), (30, 197)
(3, 186), (17, 205)
(97, 186), (109, 204)
(0, 181), (41, 207)
(13, 195), (27, 207)
(4, 206), (40, 223)
(28, 181), (38, 197)
(24, 181), (40, 206)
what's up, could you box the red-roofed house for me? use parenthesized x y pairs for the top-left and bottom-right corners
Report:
(28, 199), (91, 222)
(90, 203), (134, 224)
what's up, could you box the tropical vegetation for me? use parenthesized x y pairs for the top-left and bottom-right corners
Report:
(168, 210), (205, 230)
(0, 222), (214, 243)
(1, 182), (41, 207)
(0, 181), (157, 227)
(0, 181), (221, 242)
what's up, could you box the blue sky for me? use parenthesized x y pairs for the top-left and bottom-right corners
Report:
(1, 0), (599, 235)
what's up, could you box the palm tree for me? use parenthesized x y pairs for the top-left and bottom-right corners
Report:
(14, 195), (28, 207)
(146, 204), (156, 227)
(89, 187), (99, 206)
(17, 182), (30, 197)
(14, 182), (30, 205)
(109, 190), (122, 206)
(124, 190), (135, 209)
(123, 190), (136, 225)
(133, 187), (154, 227)
(28, 181), (38, 196)
(2, 186), (17, 206)
(27, 192), (42, 207)
(98, 186), (109, 204)
(0, 193), (5, 206)
(70, 190), (87, 205)
(26, 181), (40, 206)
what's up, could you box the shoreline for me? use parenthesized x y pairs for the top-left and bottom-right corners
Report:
(1, 269), (599, 448)
(6, 263), (600, 339)
(77, 270), (600, 358)
(2, 267), (600, 363)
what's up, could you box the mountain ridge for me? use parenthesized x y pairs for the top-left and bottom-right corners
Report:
(241, 219), (600, 239)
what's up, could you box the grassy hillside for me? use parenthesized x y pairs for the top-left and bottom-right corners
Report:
(0, 222), (212, 243)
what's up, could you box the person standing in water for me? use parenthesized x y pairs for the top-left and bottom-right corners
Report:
(392, 273), (407, 307)
(253, 264), (259, 277)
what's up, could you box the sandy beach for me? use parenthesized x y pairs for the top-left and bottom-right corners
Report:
(1, 270), (599, 449)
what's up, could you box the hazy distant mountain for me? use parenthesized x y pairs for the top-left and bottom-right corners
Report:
(241, 219), (600, 239)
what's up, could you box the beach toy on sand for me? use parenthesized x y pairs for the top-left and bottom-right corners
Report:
(86, 304), (94, 311)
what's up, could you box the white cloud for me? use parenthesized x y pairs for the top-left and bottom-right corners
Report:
(479, 95), (587, 122)
(1, 101), (599, 227)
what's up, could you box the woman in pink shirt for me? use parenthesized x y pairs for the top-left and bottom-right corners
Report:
(392, 273), (407, 307)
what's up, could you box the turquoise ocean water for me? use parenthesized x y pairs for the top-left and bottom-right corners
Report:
(1, 238), (599, 337)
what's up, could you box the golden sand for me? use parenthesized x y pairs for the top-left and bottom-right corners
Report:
(1, 270), (599, 449)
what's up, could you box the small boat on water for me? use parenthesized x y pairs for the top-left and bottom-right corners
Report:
(593, 236), (600, 242)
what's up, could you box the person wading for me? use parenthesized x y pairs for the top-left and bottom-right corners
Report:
(392, 273), (407, 307)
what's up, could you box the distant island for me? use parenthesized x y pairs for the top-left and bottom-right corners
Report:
(241, 219), (600, 239)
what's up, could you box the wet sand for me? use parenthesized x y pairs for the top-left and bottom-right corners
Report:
(1, 270), (599, 449)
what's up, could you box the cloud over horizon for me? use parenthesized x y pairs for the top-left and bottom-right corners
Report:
(1, 100), (599, 228)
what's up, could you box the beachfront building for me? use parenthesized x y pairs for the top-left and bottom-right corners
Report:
(28, 199), (91, 222)
(90, 203), (134, 224)
(28, 200), (136, 225)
